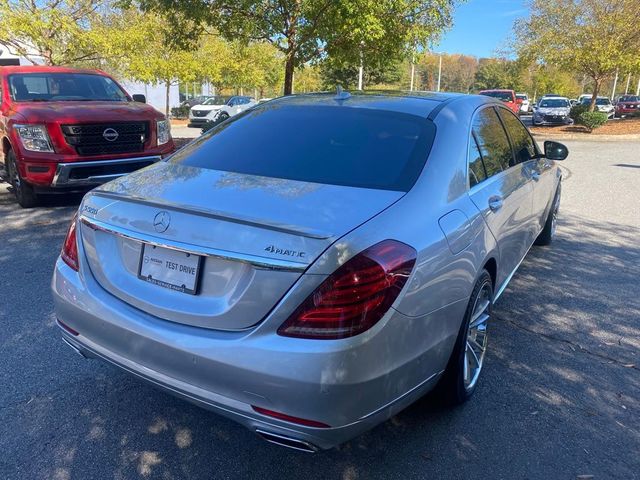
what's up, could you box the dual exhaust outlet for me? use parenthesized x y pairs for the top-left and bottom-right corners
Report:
(60, 333), (320, 453)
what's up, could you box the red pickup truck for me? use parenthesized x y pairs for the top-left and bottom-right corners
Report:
(478, 89), (520, 115)
(0, 66), (175, 207)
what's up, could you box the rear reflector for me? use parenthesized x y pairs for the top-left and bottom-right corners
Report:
(252, 406), (330, 428)
(61, 214), (79, 271)
(57, 318), (79, 336)
(278, 240), (416, 339)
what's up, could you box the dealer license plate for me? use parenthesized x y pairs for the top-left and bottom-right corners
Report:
(138, 243), (202, 295)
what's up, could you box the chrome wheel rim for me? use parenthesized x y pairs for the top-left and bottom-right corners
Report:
(464, 281), (491, 391)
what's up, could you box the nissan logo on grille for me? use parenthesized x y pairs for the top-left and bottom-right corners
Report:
(102, 128), (119, 142)
(153, 211), (171, 233)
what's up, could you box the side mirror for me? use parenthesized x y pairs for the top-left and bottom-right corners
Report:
(132, 94), (146, 103)
(544, 140), (568, 161)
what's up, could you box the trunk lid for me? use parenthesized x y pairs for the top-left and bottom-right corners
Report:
(79, 162), (404, 330)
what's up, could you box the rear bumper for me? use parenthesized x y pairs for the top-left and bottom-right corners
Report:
(51, 252), (461, 449)
(51, 155), (161, 187)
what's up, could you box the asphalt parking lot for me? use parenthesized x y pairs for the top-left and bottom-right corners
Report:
(1, 138), (639, 480)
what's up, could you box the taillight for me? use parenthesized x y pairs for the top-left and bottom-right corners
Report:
(278, 240), (416, 340)
(251, 406), (330, 428)
(61, 214), (79, 271)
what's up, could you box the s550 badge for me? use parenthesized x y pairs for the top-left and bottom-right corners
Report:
(265, 245), (306, 258)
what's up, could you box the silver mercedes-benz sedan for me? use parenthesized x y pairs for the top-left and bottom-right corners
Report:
(52, 92), (568, 451)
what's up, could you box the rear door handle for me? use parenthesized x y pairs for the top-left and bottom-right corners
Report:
(488, 195), (503, 212)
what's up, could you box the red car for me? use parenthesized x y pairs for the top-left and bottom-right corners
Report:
(478, 89), (520, 114)
(0, 66), (175, 207)
(615, 95), (640, 117)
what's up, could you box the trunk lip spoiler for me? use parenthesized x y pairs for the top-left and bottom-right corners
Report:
(89, 190), (333, 240)
(79, 215), (309, 272)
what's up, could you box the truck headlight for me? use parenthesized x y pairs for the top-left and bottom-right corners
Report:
(14, 124), (54, 153)
(156, 120), (171, 146)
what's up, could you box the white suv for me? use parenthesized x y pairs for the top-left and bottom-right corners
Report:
(189, 95), (257, 128)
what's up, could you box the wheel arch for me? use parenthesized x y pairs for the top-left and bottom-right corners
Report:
(482, 257), (497, 289)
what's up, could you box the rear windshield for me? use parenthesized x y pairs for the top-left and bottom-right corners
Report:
(481, 91), (513, 102)
(170, 104), (435, 191)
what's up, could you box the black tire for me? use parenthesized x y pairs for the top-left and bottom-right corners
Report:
(217, 112), (230, 123)
(534, 183), (561, 246)
(6, 149), (39, 208)
(436, 270), (493, 406)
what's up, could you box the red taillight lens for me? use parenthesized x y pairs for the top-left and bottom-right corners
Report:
(278, 240), (416, 340)
(251, 406), (331, 428)
(61, 214), (79, 271)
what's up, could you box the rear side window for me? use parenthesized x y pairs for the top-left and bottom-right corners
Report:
(472, 107), (512, 177)
(468, 135), (487, 187)
(497, 108), (537, 164)
(171, 104), (435, 191)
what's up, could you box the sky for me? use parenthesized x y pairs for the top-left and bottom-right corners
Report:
(436, 0), (529, 58)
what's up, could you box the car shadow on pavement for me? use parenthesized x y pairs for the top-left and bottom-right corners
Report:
(3, 209), (639, 479)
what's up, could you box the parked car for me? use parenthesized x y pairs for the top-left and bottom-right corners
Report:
(188, 95), (257, 128)
(614, 94), (640, 117)
(580, 96), (615, 118)
(53, 91), (567, 451)
(515, 93), (530, 114)
(0, 65), (175, 208)
(180, 95), (213, 109)
(577, 94), (592, 104)
(532, 96), (573, 126)
(478, 89), (519, 114)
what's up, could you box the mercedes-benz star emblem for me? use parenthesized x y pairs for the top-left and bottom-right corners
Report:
(153, 211), (171, 233)
(102, 127), (119, 142)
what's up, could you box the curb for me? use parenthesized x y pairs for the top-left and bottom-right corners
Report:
(531, 132), (640, 141)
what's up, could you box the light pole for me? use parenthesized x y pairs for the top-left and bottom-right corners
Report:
(611, 68), (618, 99)
(410, 55), (415, 91)
(436, 53), (442, 92)
(358, 41), (364, 90)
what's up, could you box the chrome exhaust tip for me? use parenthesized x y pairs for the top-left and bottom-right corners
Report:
(61, 336), (88, 359)
(255, 429), (318, 453)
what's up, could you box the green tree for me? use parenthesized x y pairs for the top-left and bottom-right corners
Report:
(514, 0), (640, 111)
(0, 0), (109, 65)
(107, 12), (201, 116)
(473, 58), (525, 92)
(140, 0), (456, 95)
(320, 55), (403, 90)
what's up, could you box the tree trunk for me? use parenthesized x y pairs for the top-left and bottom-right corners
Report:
(284, 54), (295, 95)
(589, 78), (600, 112)
(165, 81), (171, 118)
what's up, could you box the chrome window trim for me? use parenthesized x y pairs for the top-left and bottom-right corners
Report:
(80, 215), (308, 272)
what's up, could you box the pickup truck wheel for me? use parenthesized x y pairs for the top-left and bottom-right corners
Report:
(7, 149), (39, 208)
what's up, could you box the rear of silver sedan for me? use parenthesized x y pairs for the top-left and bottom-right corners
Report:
(52, 94), (468, 450)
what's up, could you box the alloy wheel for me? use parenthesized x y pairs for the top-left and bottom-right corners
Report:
(464, 281), (491, 392)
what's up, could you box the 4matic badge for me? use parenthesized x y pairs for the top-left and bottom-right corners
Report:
(265, 245), (306, 259)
